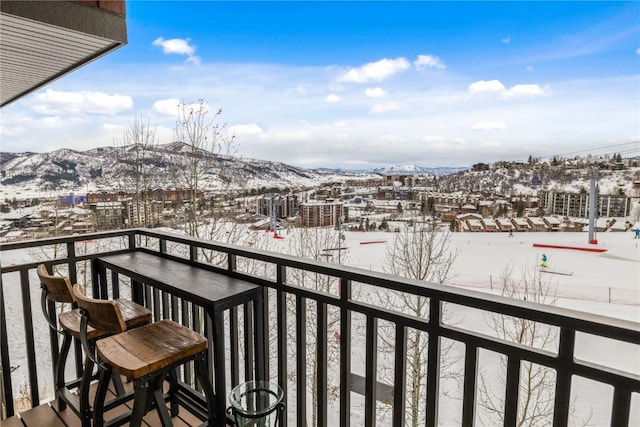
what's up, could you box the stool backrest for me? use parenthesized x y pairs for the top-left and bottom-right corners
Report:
(37, 264), (75, 304)
(73, 286), (126, 335)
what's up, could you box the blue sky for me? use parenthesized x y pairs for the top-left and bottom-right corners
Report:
(1, 1), (639, 169)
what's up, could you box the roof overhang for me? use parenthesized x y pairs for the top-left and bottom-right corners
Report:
(1, 1), (127, 108)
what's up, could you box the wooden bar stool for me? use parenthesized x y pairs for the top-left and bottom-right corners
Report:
(37, 264), (152, 426)
(73, 286), (215, 427)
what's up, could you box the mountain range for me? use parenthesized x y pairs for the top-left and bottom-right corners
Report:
(1, 143), (636, 201)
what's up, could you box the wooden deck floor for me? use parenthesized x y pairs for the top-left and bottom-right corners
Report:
(3, 398), (207, 427)
(2, 383), (210, 427)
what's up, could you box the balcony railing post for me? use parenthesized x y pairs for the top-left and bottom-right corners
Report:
(228, 253), (236, 272)
(19, 269), (39, 407)
(276, 265), (288, 427)
(65, 242), (77, 286)
(296, 295), (307, 426)
(365, 315), (378, 427)
(392, 324), (407, 427)
(128, 233), (136, 251)
(244, 302), (254, 382)
(611, 385), (632, 427)
(230, 307), (240, 387)
(553, 328), (575, 427)
(0, 274), (14, 417)
(426, 298), (442, 427)
(339, 277), (352, 427)
(461, 344), (478, 427)
(317, 301), (328, 427)
(504, 356), (521, 427)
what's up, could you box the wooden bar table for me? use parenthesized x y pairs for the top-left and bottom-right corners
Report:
(92, 250), (267, 427)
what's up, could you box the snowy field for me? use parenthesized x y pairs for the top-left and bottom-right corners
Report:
(261, 227), (640, 319)
(248, 226), (640, 426)
(2, 227), (639, 425)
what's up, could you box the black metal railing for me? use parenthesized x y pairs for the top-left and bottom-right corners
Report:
(1, 228), (639, 426)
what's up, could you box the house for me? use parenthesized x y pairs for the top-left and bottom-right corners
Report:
(511, 217), (530, 232)
(466, 219), (484, 232)
(526, 217), (548, 232)
(542, 215), (562, 231)
(460, 204), (478, 214)
(496, 218), (515, 232)
(562, 218), (587, 232)
(481, 218), (499, 232)
(456, 213), (483, 232)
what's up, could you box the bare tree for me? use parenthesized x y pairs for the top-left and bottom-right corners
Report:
(477, 263), (590, 427)
(172, 99), (238, 262)
(115, 115), (158, 227)
(377, 220), (460, 427)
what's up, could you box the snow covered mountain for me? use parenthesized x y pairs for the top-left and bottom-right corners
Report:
(372, 164), (469, 175)
(0, 142), (376, 196)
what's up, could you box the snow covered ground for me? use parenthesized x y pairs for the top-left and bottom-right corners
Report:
(260, 227), (640, 318)
(250, 226), (640, 426)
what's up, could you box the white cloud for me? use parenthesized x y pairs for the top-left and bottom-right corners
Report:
(32, 89), (133, 115)
(337, 57), (410, 83)
(152, 37), (201, 65)
(502, 84), (548, 99)
(228, 123), (264, 137)
(468, 80), (548, 99)
(365, 87), (387, 98)
(502, 36), (511, 44)
(414, 54), (446, 71)
(480, 140), (501, 148)
(468, 80), (506, 94)
(102, 123), (124, 133)
(0, 125), (24, 137)
(152, 98), (180, 117)
(423, 135), (446, 142)
(370, 102), (400, 114)
(378, 135), (405, 144)
(269, 130), (312, 142)
(326, 94), (343, 103)
(473, 121), (506, 130)
(526, 66), (534, 72)
(636, 47), (640, 55)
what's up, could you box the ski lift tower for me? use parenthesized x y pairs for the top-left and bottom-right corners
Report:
(267, 195), (278, 237)
(338, 215), (345, 264)
(588, 167), (598, 244)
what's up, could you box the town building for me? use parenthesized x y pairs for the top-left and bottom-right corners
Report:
(299, 201), (346, 227)
(92, 201), (125, 230)
(257, 194), (299, 218)
(538, 190), (632, 218)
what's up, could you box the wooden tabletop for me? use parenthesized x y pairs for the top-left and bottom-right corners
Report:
(95, 250), (262, 311)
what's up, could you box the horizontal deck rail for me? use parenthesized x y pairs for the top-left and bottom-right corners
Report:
(1, 228), (639, 426)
